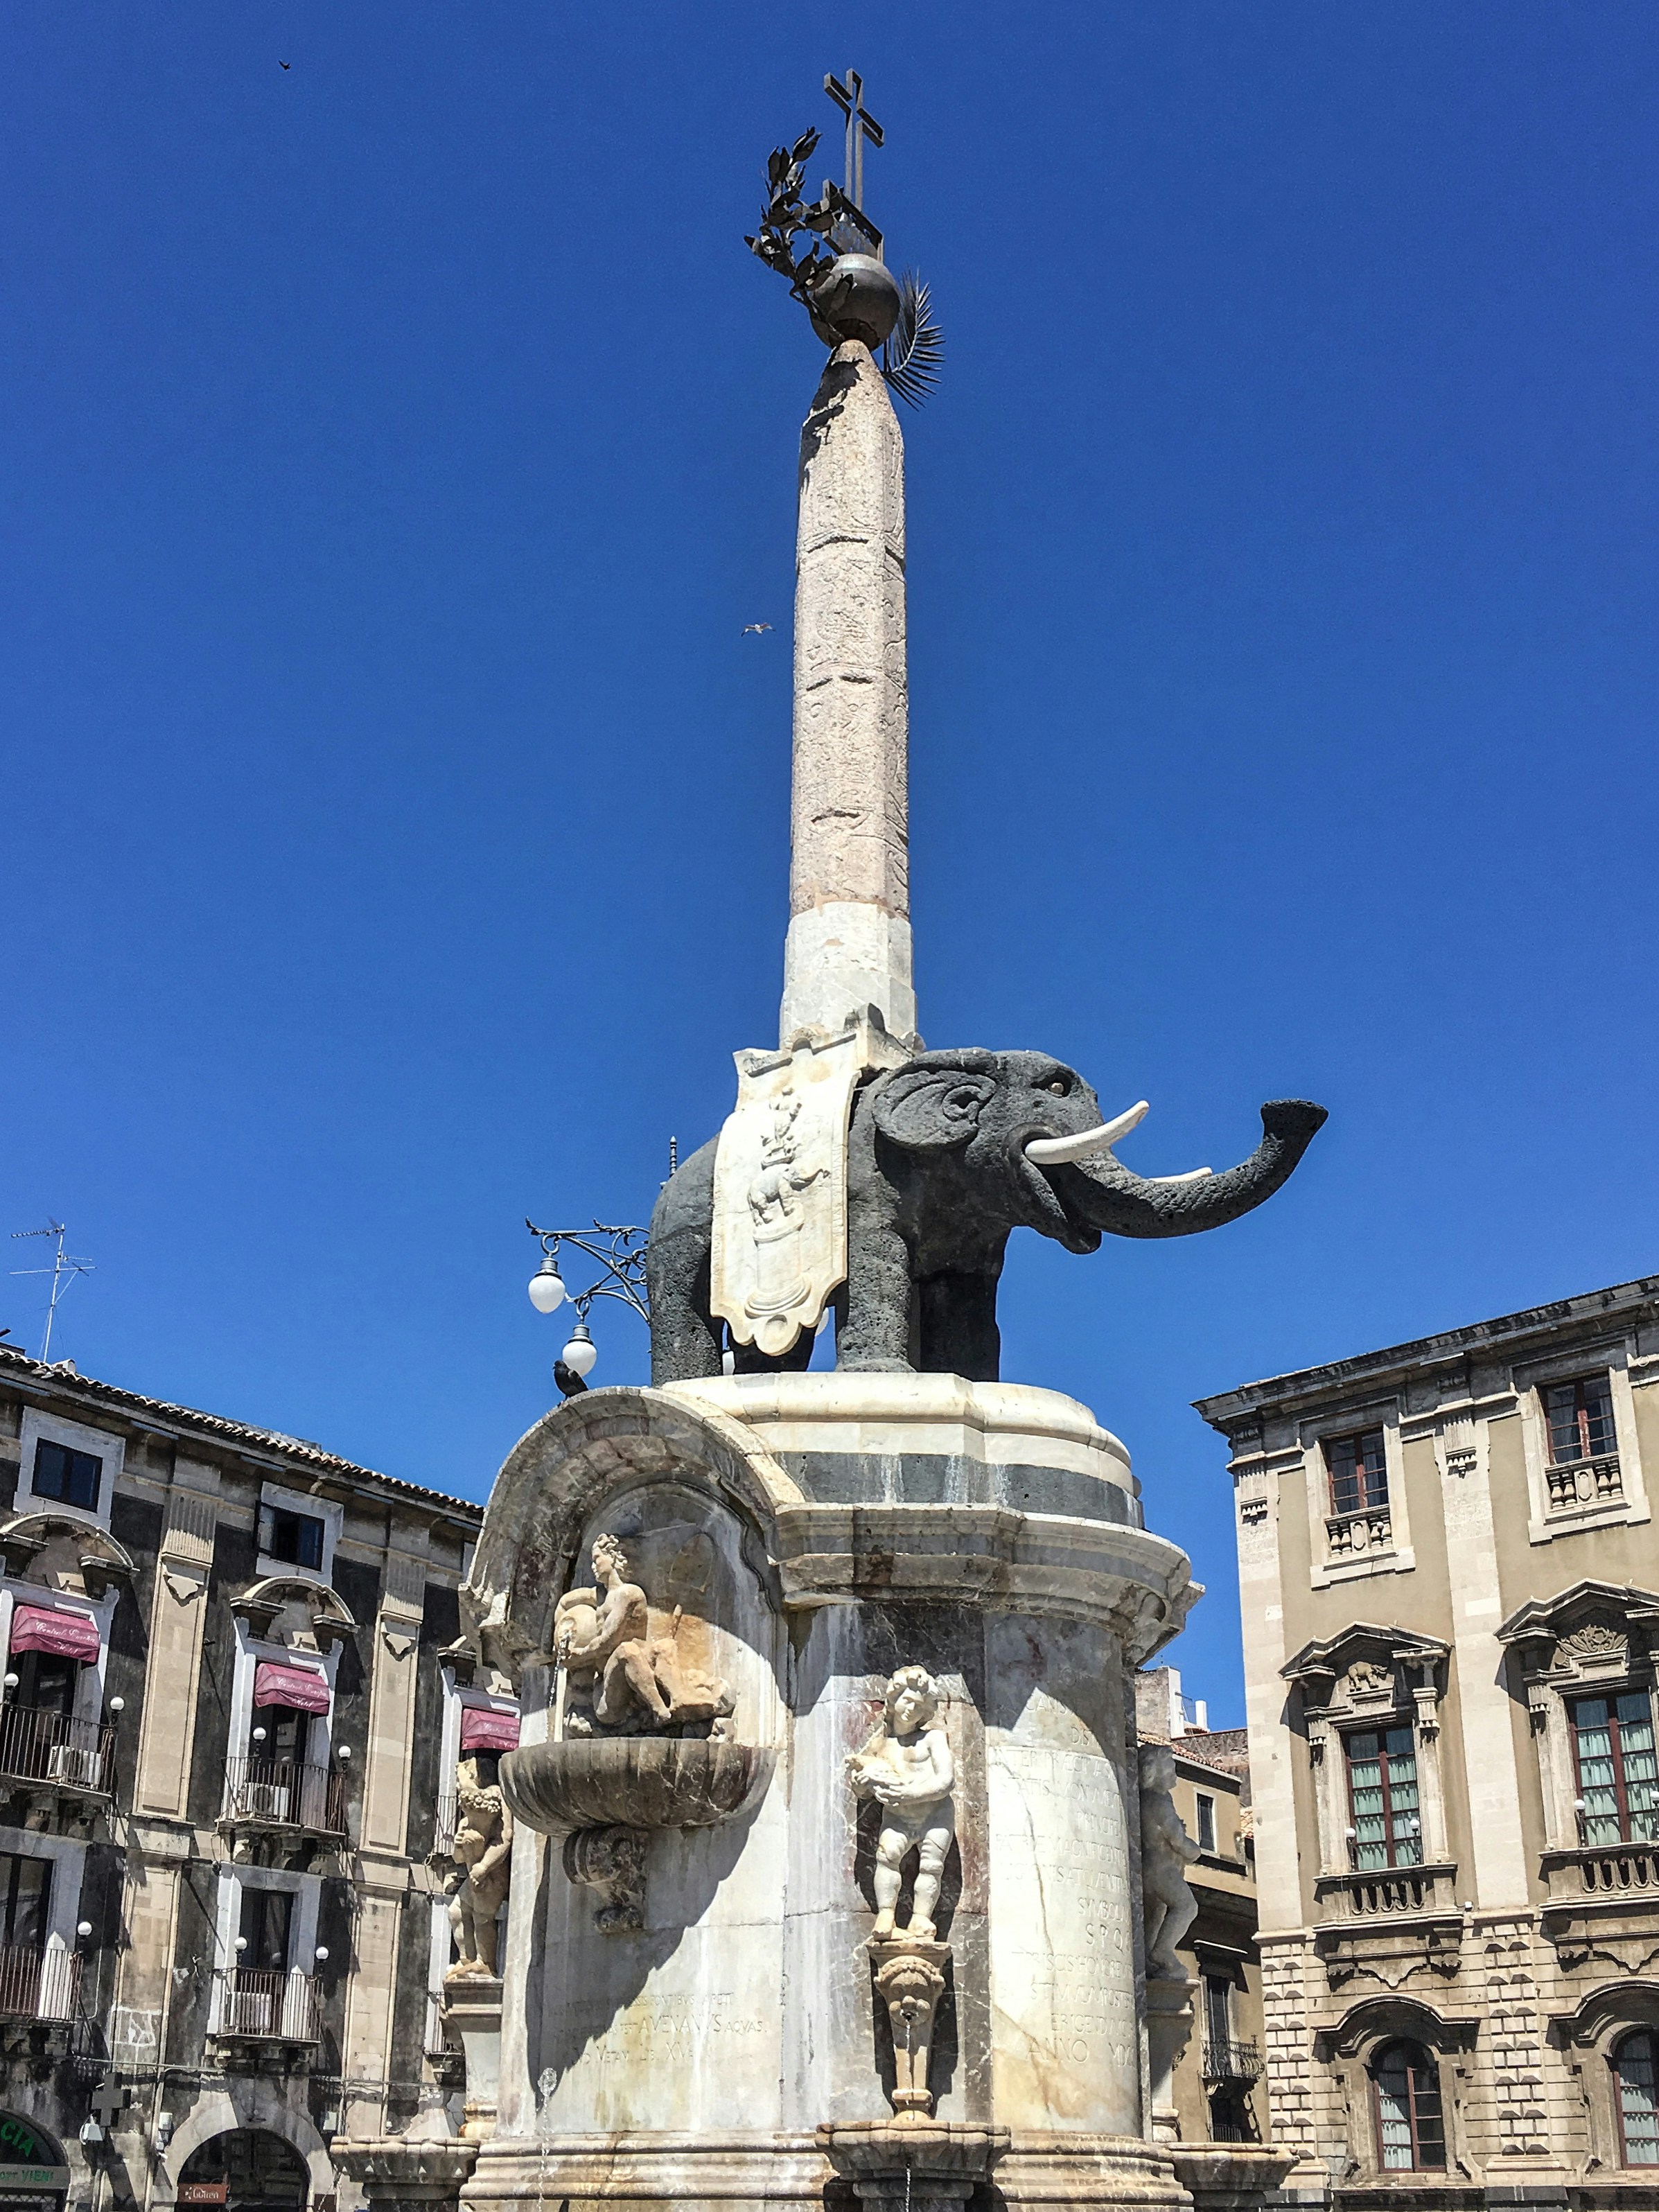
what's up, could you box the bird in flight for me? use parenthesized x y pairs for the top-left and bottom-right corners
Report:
(742, 622), (773, 635)
(279, 60), (291, 69)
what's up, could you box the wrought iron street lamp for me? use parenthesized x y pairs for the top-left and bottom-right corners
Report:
(525, 1219), (649, 1392)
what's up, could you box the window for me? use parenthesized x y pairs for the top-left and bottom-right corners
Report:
(0, 1854), (49, 1952)
(252, 1705), (311, 1768)
(9, 1653), (78, 1720)
(1195, 1792), (1218, 1852)
(1203, 1972), (1231, 2051)
(1573, 1692), (1659, 1845)
(1371, 2041), (1446, 2170)
(1346, 1726), (1423, 1868)
(260, 1506), (325, 1574)
(30, 1441), (100, 1514)
(1545, 1374), (1617, 1466)
(1615, 2030), (1659, 2166)
(237, 1886), (292, 1975)
(1326, 1430), (1388, 1517)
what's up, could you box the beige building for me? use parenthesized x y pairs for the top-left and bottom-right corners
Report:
(0, 1341), (494, 2212)
(1196, 1272), (1659, 2209)
(1138, 1667), (1267, 2146)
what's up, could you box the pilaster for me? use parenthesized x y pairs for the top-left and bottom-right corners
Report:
(132, 1461), (220, 1819)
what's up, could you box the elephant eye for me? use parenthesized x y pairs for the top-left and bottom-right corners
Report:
(1044, 1077), (1070, 1096)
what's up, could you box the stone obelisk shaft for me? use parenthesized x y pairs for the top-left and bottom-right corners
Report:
(780, 341), (916, 1048)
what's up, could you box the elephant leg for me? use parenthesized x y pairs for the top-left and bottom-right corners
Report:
(646, 1138), (723, 1383)
(918, 1270), (1002, 1383)
(836, 1211), (916, 1372)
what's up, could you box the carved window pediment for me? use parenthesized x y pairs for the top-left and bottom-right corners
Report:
(0, 1513), (134, 1601)
(1498, 1580), (1659, 1689)
(230, 1575), (356, 1653)
(1283, 1625), (1449, 1722)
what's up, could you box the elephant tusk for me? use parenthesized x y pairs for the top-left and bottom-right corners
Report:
(1024, 1101), (1150, 1166)
(1141, 1167), (1213, 1186)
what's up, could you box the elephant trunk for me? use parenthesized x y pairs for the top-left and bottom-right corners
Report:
(1044, 1099), (1328, 1241)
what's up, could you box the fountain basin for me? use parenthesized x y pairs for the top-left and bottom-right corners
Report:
(500, 1737), (770, 1834)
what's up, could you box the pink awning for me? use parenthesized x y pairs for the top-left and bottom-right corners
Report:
(10, 1604), (100, 1662)
(459, 1705), (520, 1753)
(252, 1660), (331, 1714)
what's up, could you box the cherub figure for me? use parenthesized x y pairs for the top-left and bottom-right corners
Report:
(447, 1757), (514, 1977)
(553, 1534), (732, 1735)
(1139, 1742), (1200, 1980)
(845, 1666), (956, 1942)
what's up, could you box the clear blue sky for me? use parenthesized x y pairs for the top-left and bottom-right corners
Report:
(7, 6), (1658, 1720)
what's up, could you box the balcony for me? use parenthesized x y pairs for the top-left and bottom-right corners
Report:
(0, 1942), (81, 2024)
(1315, 1861), (1460, 1925)
(0, 1707), (115, 1798)
(1326, 1507), (1392, 1561)
(1202, 2038), (1264, 2084)
(432, 1793), (457, 1859)
(1545, 1838), (1659, 1902)
(212, 1968), (322, 2045)
(221, 1759), (346, 1838)
(1547, 1455), (1623, 1514)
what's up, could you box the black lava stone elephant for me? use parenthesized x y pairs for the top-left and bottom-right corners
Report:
(647, 1049), (1326, 1386)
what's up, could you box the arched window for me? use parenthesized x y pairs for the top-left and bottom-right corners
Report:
(1371, 2040), (1446, 2171)
(1613, 2030), (1659, 2166)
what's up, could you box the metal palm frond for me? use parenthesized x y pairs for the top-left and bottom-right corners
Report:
(880, 271), (944, 408)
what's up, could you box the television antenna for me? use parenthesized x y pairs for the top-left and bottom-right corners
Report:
(10, 1222), (94, 1364)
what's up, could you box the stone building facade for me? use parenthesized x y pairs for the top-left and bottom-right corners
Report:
(1196, 1272), (1659, 2211)
(1137, 1668), (1266, 2147)
(0, 1342), (496, 2212)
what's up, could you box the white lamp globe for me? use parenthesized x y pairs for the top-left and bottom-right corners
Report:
(561, 1321), (598, 1378)
(528, 1257), (567, 1315)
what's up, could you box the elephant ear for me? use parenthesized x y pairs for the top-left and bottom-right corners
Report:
(872, 1060), (999, 1152)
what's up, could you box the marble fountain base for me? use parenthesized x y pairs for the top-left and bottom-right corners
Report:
(446, 1373), (1238, 2212)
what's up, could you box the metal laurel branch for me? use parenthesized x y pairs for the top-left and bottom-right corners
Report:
(881, 272), (944, 408)
(525, 1218), (651, 1324)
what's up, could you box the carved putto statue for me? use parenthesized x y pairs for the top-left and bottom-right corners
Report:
(1139, 1742), (1200, 1981)
(846, 1666), (956, 1941)
(446, 1755), (514, 1979)
(553, 1534), (734, 1738)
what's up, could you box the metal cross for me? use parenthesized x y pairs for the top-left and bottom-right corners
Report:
(825, 70), (884, 212)
(89, 2075), (125, 2129)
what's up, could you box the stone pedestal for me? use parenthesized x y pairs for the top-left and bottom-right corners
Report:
(1145, 1974), (1196, 2144)
(439, 1974), (502, 2144)
(458, 1374), (1204, 2212)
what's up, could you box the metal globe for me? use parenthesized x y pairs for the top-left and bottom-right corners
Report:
(809, 254), (902, 351)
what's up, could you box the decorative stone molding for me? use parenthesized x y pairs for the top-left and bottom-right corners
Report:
(1282, 1625), (1452, 1879)
(229, 1574), (356, 1653)
(0, 1513), (134, 1601)
(561, 1824), (647, 1936)
(1513, 1342), (1651, 1544)
(1498, 1579), (1659, 1855)
(1297, 1405), (1414, 1588)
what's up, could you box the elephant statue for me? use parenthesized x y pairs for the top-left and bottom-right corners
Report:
(647, 1048), (1326, 1385)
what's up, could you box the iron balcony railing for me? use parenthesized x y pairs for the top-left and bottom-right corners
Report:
(1202, 2037), (1265, 2084)
(0, 1705), (116, 1796)
(432, 1794), (458, 1858)
(222, 1758), (346, 1836)
(213, 1968), (322, 2044)
(0, 1943), (81, 2023)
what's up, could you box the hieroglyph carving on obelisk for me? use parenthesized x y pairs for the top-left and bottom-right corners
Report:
(780, 341), (916, 1050)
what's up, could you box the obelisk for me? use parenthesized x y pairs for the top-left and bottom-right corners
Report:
(779, 340), (917, 1048)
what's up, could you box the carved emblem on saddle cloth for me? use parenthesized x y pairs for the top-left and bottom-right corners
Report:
(711, 1019), (905, 1356)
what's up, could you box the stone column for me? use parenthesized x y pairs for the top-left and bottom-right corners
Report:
(781, 342), (915, 1048)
